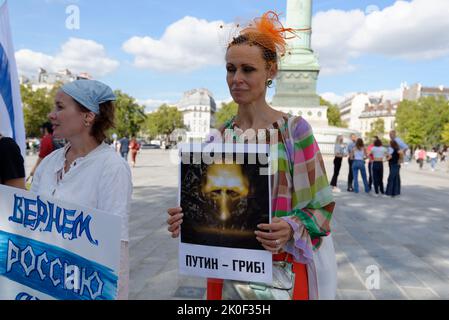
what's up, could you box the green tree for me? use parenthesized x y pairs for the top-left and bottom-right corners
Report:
(366, 119), (385, 141)
(395, 99), (425, 147)
(396, 97), (449, 148)
(144, 104), (184, 140)
(215, 101), (238, 128)
(442, 122), (449, 145)
(21, 85), (53, 137)
(113, 90), (147, 137)
(420, 97), (449, 146)
(320, 97), (347, 128)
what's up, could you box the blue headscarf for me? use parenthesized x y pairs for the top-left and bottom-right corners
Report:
(61, 80), (116, 114)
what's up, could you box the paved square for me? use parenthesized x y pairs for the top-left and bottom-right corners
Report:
(25, 150), (449, 299)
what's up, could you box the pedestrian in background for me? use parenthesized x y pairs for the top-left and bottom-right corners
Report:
(350, 138), (370, 194)
(330, 135), (346, 192)
(347, 133), (357, 192)
(129, 136), (141, 168)
(386, 140), (402, 197)
(366, 136), (378, 191)
(418, 147), (427, 170)
(368, 138), (388, 196)
(441, 146), (447, 162)
(441, 146), (448, 172)
(29, 122), (55, 179)
(428, 148), (438, 172)
(119, 135), (130, 160)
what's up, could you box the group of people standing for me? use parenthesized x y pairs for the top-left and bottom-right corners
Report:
(330, 130), (407, 198)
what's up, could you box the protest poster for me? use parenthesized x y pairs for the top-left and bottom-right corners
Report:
(178, 143), (273, 284)
(0, 185), (121, 300)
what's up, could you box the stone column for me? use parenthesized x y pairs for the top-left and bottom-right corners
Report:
(271, 0), (324, 125)
(286, 0), (312, 50)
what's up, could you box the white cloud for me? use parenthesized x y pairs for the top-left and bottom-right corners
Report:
(313, 9), (365, 76)
(123, 16), (232, 72)
(312, 0), (449, 75)
(138, 99), (172, 112)
(366, 88), (402, 102)
(322, 87), (402, 106)
(350, 0), (449, 60)
(320, 92), (346, 104)
(15, 38), (119, 78)
(15, 49), (54, 75)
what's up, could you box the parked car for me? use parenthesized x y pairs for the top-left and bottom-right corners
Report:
(141, 143), (161, 149)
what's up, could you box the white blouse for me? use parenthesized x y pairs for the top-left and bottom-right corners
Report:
(31, 142), (132, 241)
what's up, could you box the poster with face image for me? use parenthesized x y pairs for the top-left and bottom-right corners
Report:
(0, 185), (121, 300)
(178, 143), (272, 284)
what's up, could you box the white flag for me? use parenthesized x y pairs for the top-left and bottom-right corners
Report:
(0, 1), (25, 157)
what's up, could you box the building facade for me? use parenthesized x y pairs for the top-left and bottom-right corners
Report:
(359, 99), (398, 140)
(20, 68), (92, 91)
(339, 93), (371, 131)
(177, 88), (216, 142)
(402, 83), (449, 101)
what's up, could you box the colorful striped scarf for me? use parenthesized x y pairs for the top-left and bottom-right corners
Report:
(221, 115), (335, 252)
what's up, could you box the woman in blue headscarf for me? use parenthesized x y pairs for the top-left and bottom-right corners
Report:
(31, 80), (132, 300)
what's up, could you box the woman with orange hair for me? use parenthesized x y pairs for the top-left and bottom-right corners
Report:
(167, 11), (337, 300)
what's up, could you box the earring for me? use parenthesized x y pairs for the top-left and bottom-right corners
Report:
(84, 121), (90, 127)
(266, 79), (273, 88)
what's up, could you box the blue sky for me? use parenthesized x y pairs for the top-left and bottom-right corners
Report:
(6, 0), (449, 108)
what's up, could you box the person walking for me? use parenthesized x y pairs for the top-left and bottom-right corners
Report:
(442, 146), (449, 172)
(29, 122), (55, 179)
(129, 136), (141, 168)
(386, 140), (402, 197)
(404, 149), (411, 165)
(414, 146), (420, 165)
(427, 148), (438, 172)
(330, 135), (346, 192)
(418, 147), (427, 170)
(350, 138), (370, 194)
(441, 146), (447, 163)
(119, 135), (130, 160)
(347, 133), (357, 192)
(368, 138), (388, 196)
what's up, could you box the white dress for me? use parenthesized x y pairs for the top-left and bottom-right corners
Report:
(31, 142), (132, 300)
(307, 234), (338, 300)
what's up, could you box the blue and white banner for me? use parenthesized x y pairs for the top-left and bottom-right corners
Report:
(0, 1), (26, 157)
(0, 185), (121, 300)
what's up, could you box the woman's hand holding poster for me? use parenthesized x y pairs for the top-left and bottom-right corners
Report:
(178, 143), (273, 284)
